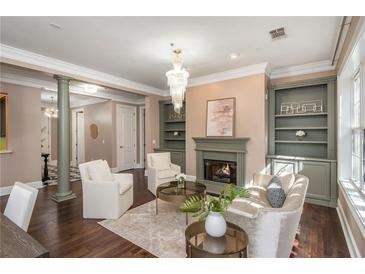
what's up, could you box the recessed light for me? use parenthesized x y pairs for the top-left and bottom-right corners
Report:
(230, 53), (240, 60)
(49, 23), (61, 29)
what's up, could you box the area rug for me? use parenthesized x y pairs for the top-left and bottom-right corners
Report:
(98, 200), (192, 258)
(47, 165), (81, 185)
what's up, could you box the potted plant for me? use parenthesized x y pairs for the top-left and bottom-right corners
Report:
(180, 184), (250, 237)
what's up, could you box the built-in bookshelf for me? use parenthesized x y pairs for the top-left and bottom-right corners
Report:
(267, 76), (337, 207)
(154, 100), (186, 172)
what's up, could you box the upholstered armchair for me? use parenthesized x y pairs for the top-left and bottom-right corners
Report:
(225, 174), (309, 258)
(147, 152), (181, 195)
(79, 160), (133, 219)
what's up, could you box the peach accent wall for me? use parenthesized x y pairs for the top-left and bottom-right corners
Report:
(186, 74), (267, 182)
(145, 95), (166, 155)
(0, 82), (41, 187)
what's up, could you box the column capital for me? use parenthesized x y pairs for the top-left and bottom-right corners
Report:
(54, 75), (73, 82)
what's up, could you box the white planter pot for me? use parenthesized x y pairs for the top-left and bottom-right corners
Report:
(205, 211), (227, 237)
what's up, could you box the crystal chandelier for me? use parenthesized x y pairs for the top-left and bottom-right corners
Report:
(166, 48), (189, 113)
(44, 96), (58, 118)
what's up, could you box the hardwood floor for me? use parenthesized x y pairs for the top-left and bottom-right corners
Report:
(0, 169), (350, 258)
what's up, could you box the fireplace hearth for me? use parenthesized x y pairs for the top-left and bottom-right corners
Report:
(204, 159), (237, 185)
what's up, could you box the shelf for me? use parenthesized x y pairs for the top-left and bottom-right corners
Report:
(164, 138), (185, 141)
(164, 120), (185, 123)
(164, 129), (185, 132)
(275, 112), (328, 118)
(275, 127), (328, 130)
(275, 140), (328, 144)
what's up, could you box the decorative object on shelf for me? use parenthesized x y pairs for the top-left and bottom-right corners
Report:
(295, 130), (307, 140)
(206, 97), (235, 137)
(173, 131), (179, 136)
(175, 173), (187, 189)
(180, 184), (249, 237)
(168, 108), (185, 121)
(44, 96), (58, 118)
(166, 45), (189, 114)
(280, 100), (323, 115)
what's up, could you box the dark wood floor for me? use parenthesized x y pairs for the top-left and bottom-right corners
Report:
(0, 169), (350, 258)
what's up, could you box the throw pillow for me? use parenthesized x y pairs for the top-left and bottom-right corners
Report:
(88, 160), (114, 181)
(266, 176), (286, 208)
(253, 173), (295, 194)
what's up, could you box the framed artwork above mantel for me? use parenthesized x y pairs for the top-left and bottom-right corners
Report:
(206, 97), (235, 137)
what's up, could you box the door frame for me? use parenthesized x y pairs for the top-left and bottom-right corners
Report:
(139, 106), (145, 169)
(116, 104), (137, 171)
(71, 108), (85, 166)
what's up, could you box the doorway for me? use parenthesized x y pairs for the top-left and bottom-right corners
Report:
(72, 108), (85, 166)
(116, 104), (137, 171)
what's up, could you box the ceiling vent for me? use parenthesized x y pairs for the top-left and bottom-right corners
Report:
(269, 27), (286, 40)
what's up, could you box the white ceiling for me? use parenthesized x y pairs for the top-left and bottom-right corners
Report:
(0, 63), (145, 104)
(0, 16), (341, 90)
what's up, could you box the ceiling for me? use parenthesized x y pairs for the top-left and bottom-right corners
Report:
(0, 17), (341, 90)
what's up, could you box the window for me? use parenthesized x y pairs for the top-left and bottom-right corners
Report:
(351, 71), (365, 192)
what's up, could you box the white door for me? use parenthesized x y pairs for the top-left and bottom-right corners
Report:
(117, 105), (136, 171)
(76, 111), (85, 164)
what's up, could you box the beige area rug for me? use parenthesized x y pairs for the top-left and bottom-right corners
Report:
(98, 200), (194, 258)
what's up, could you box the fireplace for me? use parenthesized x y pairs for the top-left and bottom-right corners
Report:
(204, 159), (237, 185)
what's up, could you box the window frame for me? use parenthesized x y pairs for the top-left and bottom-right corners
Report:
(351, 67), (365, 194)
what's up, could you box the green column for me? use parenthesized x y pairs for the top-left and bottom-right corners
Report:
(52, 75), (76, 203)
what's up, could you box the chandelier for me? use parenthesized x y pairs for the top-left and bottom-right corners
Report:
(166, 48), (189, 113)
(44, 96), (58, 118)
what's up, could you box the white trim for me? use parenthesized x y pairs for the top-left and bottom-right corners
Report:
(139, 106), (146, 169)
(116, 104), (138, 171)
(337, 202), (362, 257)
(188, 62), (269, 87)
(270, 60), (336, 79)
(111, 167), (121, 173)
(0, 181), (43, 197)
(0, 44), (165, 96)
(186, 175), (197, 182)
(0, 72), (145, 105)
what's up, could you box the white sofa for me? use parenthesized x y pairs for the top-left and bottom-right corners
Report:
(225, 173), (309, 258)
(147, 152), (181, 195)
(79, 160), (133, 219)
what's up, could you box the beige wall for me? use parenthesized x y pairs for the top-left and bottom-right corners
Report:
(84, 101), (114, 166)
(338, 188), (365, 257)
(0, 82), (41, 187)
(145, 95), (165, 156)
(186, 74), (267, 182)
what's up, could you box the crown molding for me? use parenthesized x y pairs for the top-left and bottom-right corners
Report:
(188, 62), (269, 87)
(270, 60), (336, 79)
(0, 44), (165, 96)
(0, 72), (145, 105)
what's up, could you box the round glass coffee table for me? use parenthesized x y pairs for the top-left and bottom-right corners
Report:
(156, 181), (206, 225)
(185, 220), (248, 258)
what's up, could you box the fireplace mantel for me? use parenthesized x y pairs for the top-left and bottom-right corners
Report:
(193, 137), (250, 193)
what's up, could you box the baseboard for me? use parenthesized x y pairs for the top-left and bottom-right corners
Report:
(0, 181), (44, 197)
(336, 202), (361, 257)
(134, 163), (144, 169)
(186, 175), (197, 182)
(111, 167), (120, 173)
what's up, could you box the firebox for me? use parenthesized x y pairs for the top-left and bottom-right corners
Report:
(204, 159), (237, 184)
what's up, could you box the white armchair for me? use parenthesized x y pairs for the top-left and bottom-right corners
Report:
(225, 174), (309, 258)
(79, 160), (133, 219)
(147, 152), (181, 195)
